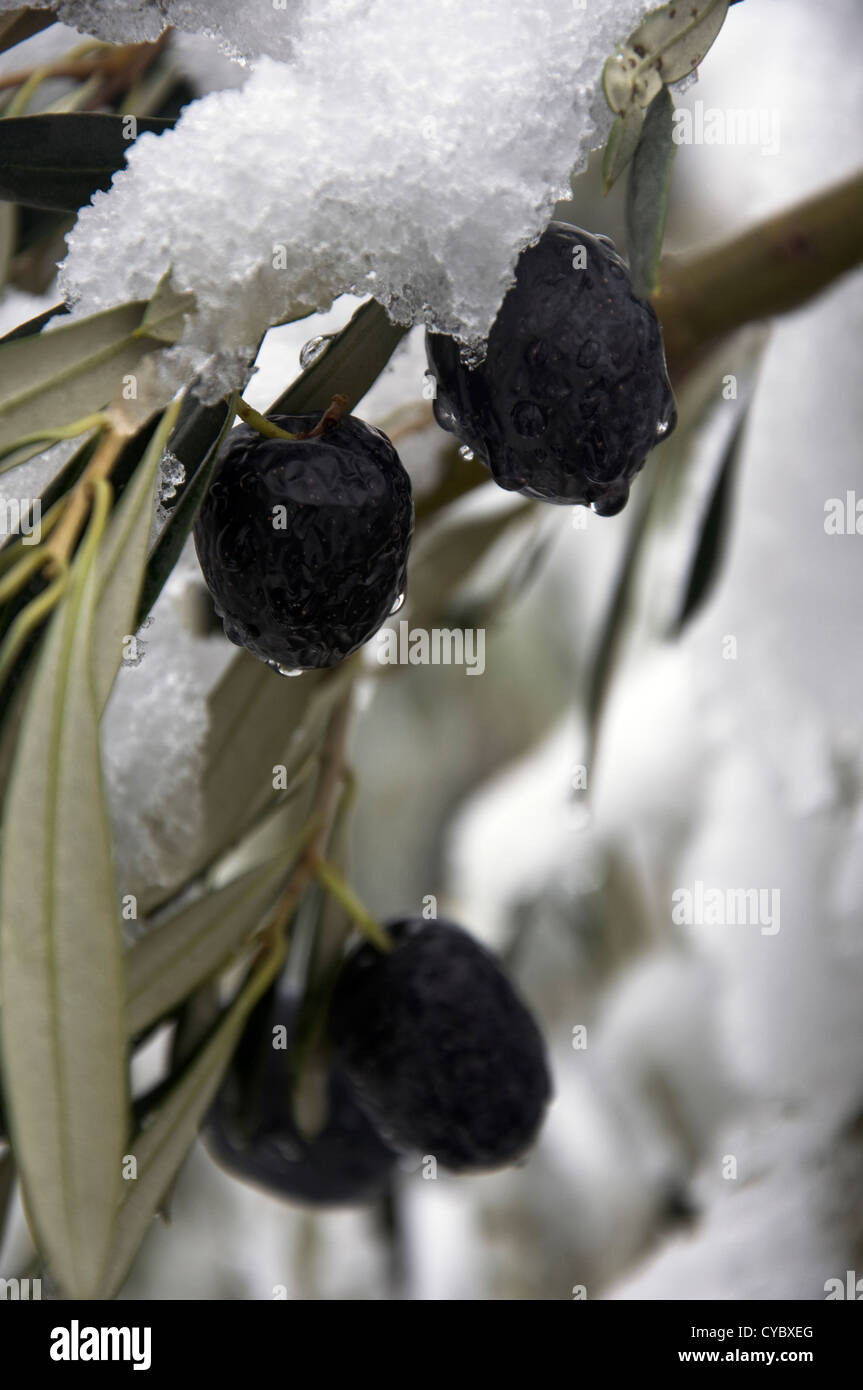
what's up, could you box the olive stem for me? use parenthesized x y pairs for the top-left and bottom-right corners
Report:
(233, 396), (298, 440)
(295, 393), (349, 439)
(312, 857), (392, 954)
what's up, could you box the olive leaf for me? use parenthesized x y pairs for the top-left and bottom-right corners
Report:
(99, 955), (280, 1299)
(196, 657), (351, 878)
(0, 298), (164, 462)
(0, 114), (177, 214)
(0, 201), (14, 289)
(624, 86), (676, 297)
(0, 301), (67, 346)
(127, 849), (306, 1038)
(92, 398), (182, 710)
(0, 1148), (14, 1248)
(584, 329), (766, 755)
(603, 0), (731, 118)
(0, 494), (128, 1298)
(269, 298), (407, 416)
(0, 9), (55, 58)
(134, 396), (233, 627)
(602, 106), (645, 196)
(137, 268), (195, 345)
(399, 493), (533, 634)
(669, 382), (756, 635)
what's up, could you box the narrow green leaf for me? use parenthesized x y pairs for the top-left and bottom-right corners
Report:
(0, 1147), (14, 1247)
(0, 302), (67, 346)
(137, 268), (195, 344)
(0, 9), (55, 57)
(199, 657), (350, 876)
(0, 114), (176, 213)
(670, 395), (752, 634)
(401, 493), (532, 634)
(135, 397), (232, 627)
(93, 397), (183, 711)
(625, 87), (676, 298)
(0, 299), (154, 458)
(100, 956), (279, 1298)
(127, 847), (306, 1039)
(268, 299), (407, 416)
(602, 107), (645, 195)
(0, 201), (15, 291)
(0, 493), (128, 1298)
(584, 331), (766, 756)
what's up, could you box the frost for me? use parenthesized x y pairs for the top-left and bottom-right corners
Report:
(43, 0), (648, 405)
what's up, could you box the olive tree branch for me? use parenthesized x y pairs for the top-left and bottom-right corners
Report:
(654, 168), (863, 380)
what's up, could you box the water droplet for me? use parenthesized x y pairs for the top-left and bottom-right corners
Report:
(269, 661), (304, 677)
(458, 444), (475, 461)
(655, 418), (670, 437)
(390, 592), (406, 614)
(299, 334), (336, 369)
(511, 400), (547, 438)
(591, 482), (630, 517)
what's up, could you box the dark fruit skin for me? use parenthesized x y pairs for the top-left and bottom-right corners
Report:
(329, 917), (552, 1172)
(206, 979), (398, 1207)
(426, 222), (677, 514)
(194, 413), (413, 670)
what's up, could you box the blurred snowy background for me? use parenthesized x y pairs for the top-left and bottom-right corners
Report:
(1, 0), (862, 1299)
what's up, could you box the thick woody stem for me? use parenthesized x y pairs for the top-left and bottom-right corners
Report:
(654, 169), (863, 380)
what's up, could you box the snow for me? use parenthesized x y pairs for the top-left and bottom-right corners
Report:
(40, 0), (649, 405)
(0, 0), (305, 59)
(101, 540), (234, 902)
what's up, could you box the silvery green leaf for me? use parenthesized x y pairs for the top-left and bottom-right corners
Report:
(399, 491), (532, 634)
(0, 202), (14, 291)
(0, 9), (55, 58)
(137, 268), (195, 345)
(603, 0), (730, 116)
(669, 377), (759, 635)
(602, 107), (645, 195)
(0, 502), (127, 1298)
(625, 87), (676, 297)
(99, 957), (279, 1298)
(632, 0), (731, 86)
(585, 329), (767, 751)
(127, 850), (302, 1037)
(269, 299), (407, 415)
(198, 654), (351, 875)
(602, 51), (662, 116)
(0, 300), (153, 459)
(93, 397), (183, 711)
(0, 114), (176, 214)
(0, 1148), (14, 1245)
(135, 397), (233, 627)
